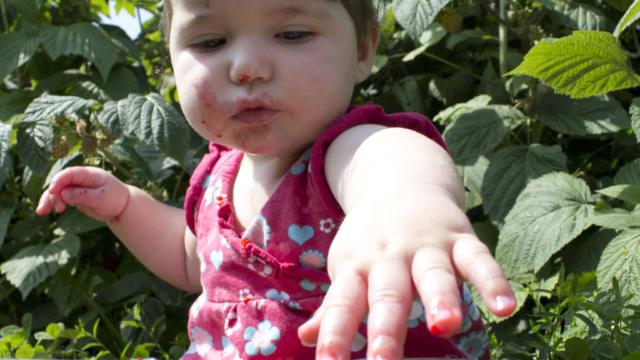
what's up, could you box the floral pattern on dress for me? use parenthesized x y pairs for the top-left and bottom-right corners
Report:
(186, 326), (213, 357)
(243, 320), (281, 356)
(457, 330), (489, 360)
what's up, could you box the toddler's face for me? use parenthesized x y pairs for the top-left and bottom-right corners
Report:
(168, 0), (374, 157)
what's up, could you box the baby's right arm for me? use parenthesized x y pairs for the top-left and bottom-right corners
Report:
(36, 167), (201, 293)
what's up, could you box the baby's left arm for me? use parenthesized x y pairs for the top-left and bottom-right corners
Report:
(298, 125), (516, 360)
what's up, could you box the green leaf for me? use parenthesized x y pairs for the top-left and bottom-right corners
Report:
(392, 0), (452, 40)
(16, 120), (53, 176)
(12, 0), (41, 21)
(0, 233), (81, 298)
(482, 144), (567, 223)
(534, 93), (629, 136)
(457, 156), (489, 210)
(443, 106), (525, 164)
(22, 94), (97, 123)
(538, 0), (611, 31)
(614, 158), (640, 186)
(125, 93), (189, 162)
(508, 31), (640, 99)
(0, 30), (40, 81)
(40, 23), (120, 79)
(589, 210), (640, 229)
(597, 229), (640, 304)
(597, 184), (640, 205)
(433, 94), (492, 126)
(56, 209), (105, 235)
(402, 23), (447, 62)
(631, 97), (640, 142)
(496, 172), (595, 277)
(103, 66), (141, 100)
(98, 101), (123, 138)
(0, 123), (12, 188)
(613, 0), (640, 37)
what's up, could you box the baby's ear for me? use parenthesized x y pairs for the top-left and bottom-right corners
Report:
(355, 25), (380, 83)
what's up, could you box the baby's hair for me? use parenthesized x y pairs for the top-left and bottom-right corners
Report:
(161, 0), (378, 49)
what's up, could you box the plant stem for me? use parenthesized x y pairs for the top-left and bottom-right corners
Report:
(498, 0), (508, 76)
(0, 0), (9, 33)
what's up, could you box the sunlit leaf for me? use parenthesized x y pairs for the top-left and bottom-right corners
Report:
(0, 123), (12, 188)
(539, 0), (611, 31)
(508, 31), (640, 99)
(0, 30), (40, 80)
(631, 97), (640, 142)
(17, 121), (53, 176)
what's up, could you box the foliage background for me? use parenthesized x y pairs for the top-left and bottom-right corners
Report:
(1, 0), (640, 358)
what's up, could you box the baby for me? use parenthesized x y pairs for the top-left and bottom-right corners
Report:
(37, 0), (516, 358)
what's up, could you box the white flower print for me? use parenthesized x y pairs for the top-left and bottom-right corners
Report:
(319, 218), (336, 234)
(243, 320), (281, 356)
(457, 331), (489, 360)
(186, 326), (213, 357)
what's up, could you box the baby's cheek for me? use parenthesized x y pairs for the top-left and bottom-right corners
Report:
(187, 81), (226, 139)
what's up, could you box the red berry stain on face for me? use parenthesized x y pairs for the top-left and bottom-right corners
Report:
(194, 81), (219, 125)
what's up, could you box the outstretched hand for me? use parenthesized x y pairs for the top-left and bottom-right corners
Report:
(36, 166), (130, 222)
(298, 188), (516, 360)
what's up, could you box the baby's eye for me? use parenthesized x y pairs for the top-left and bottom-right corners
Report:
(276, 31), (313, 42)
(191, 38), (227, 51)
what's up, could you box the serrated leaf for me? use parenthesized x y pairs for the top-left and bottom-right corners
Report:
(482, 144), (567, 223)
(539, 0), (611, 31)
(40, 23), (120, 79)
(631, 97), (640, 142)
(22, 94), (97, 123)
(589, 210), (640, 229)
(614, 0), (640, 37)
(56, 209), (105, 235)
(17, 121), (53, 176)
(597, 229), (640, 304)
(598, 184), (640, 205)
(443, 106), (524, 164)
(615, 158), (640, 186)
(496, 172), (595, 277)
(534, 93), (629, 136)
(508, 31), (640, 99)
(0, 30), (40, 80)
(0, 123), (12, 188)
(392, 0), (452, 40)
(13, 0), (41, 21)
(0, 233), (81, 298)
(97, 101), (123, 138)
(124, 93), (189, 162)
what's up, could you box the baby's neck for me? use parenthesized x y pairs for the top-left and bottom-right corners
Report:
(232, 153), (300, 231)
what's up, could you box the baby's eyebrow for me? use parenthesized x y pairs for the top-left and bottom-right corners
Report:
(267, 4), (331, 19)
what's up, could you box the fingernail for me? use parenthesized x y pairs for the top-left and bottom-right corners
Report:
(495, 295), (515, 312)
(301, 339), (316, 347)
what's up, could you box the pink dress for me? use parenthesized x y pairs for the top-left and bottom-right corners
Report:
(182, 105), (489, 359)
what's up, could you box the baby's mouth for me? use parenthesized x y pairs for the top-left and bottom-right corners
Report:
(233, 107), (278, 126)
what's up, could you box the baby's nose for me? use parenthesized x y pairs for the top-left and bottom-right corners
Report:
(229, 40), (273, 85)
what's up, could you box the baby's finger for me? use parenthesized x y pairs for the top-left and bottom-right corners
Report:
(36, 190), (54, 215)
(366, 259), (411, 360)
(453, 235), (516, 317)
(297, 305), (323, 347)
(412, 245), (463, 337)
(48, 166), (105, 194)
(60, 187), (105, 208)
(316, 269), (367, 360)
